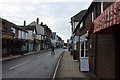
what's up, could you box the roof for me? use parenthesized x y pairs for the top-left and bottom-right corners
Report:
(73, 2), (95, 33)
(1, 17), (28, 32)
(28, 21), (44, 35)
(71, 9), (87, 22)
(20, 25), (36, 31)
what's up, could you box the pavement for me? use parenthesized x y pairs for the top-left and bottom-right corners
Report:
(0, 49), (51, 62)
(55, 51), (96, 79)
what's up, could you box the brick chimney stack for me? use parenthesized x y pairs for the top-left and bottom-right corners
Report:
(37, 18), (39, 24)
(24, 20), (26, 26)
(41, 22), (43, 26)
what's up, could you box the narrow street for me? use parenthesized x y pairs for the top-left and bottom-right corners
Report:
(1, 0), (120, 79)
(2, 48), (64, 78)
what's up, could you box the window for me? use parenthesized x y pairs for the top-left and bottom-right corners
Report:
(92, 12), (94, 22)
(80, 41), (88, 57)
(18, 30), (21, 39)
(101, 2), (103, 13)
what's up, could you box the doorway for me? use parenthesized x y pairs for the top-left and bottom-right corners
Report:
(80, 40), (89, 71)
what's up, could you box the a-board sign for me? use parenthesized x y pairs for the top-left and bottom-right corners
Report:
(80, 57), (89, 71)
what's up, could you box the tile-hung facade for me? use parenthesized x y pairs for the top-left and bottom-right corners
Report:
(1, 18), (28, 57)
(72, 1), (120, 79)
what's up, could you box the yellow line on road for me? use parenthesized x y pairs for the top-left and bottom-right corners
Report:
(52, 52), (64, 80)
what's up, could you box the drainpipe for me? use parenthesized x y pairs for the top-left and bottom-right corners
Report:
(95, 34), (98, 76)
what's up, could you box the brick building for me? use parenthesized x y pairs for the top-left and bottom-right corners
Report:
(71, 1), (120, 79)
(41, 22), (52, 49)
(71, 9), (87, 60)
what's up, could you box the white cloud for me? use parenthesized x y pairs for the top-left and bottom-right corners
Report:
(0, 0), (93, 3)
(0, 1), (92, 41)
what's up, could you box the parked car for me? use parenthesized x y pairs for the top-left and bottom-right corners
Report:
(63, 46), (67, 49)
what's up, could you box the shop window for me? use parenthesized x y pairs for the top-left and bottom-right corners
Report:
(80, 41), (88, 57)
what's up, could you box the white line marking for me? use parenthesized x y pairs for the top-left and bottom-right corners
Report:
(8, 60), (30, 71)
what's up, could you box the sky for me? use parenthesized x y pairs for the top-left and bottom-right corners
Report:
(0, 0), (92, 43)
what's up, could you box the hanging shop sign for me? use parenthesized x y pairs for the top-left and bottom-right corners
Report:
(69, 40), (72, 44)
(80, 33), (88, 42)
(94, 1), (120, 33)
(2, 32), (14, 39)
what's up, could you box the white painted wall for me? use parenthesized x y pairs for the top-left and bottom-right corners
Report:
(17, 30), (28, 39)
(35, 35), (41, 40)
(30, 22), (44, 35)
(26, 31), (34, 40)
(18, 30), (21, 39)
(36, 24), (44, 35)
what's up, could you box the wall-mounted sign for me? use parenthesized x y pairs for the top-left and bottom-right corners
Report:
(80, 33), (88, 42)
(94, 1), (120, 33)
(75, 36), (79, 42)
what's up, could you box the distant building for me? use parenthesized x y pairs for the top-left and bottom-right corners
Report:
(51, 32), (62, 48)
(51, 32), (57, 47)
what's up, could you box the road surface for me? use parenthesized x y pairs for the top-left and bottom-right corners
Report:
(2, 48), (64, 78)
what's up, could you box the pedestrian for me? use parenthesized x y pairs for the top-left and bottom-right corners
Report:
(21, 45), (25, 55)
(51, 45), (55, 55)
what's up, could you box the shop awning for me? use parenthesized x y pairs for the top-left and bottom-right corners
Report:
(93, 1), (120, 33)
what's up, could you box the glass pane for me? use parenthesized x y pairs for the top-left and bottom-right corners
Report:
(81, 42), (84, 57)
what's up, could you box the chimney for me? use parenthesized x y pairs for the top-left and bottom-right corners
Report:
(41, 22), (43, 26)
(37, 18), (39, 24)
(24, 20), (26, 26)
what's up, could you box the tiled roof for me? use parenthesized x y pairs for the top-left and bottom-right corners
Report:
(71, 9), (87, 22)
(1, 18), (28, 32)
(20, 25), (36, 31)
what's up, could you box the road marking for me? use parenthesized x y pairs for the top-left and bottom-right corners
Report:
(8, 60), (30, 71)
(52, 51), (64, 80)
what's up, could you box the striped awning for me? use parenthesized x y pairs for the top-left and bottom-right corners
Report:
(2, 32), (15, 39)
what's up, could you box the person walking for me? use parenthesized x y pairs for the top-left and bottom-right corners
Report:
(51, 45), (55, 55)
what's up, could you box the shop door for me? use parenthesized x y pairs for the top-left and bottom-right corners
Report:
(80, 40), (89, 71)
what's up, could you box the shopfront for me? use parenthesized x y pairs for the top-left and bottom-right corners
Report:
(80, 33), (89, 71)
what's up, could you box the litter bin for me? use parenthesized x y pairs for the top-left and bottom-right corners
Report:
(73, 50), (76, 60)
